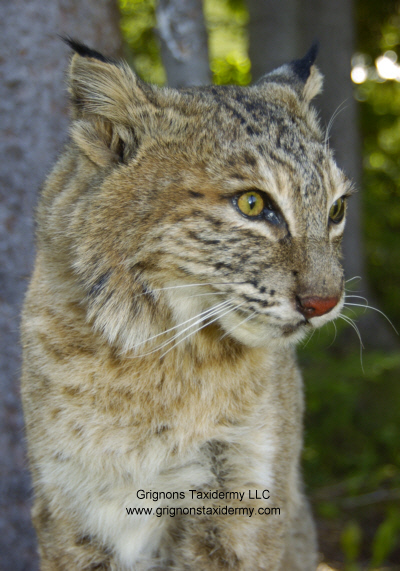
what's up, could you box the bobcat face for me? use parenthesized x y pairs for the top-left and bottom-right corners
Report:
(49, 42), (351, 354)
(147, 88), (349, 348)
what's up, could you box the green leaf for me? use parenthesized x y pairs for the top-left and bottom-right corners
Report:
(341, 521), (362, 564)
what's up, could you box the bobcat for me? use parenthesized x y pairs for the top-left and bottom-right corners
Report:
(21, 39), (351, 570)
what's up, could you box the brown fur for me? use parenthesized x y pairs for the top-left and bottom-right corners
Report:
(21, 43), (352, 570)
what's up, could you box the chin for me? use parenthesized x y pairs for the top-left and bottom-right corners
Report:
(219, 312), (311, 348)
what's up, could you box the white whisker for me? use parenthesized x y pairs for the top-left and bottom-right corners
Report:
(339, 314), (364, 372)
(149, 282), (243, 293)
(182, 291), (228, 299)
(328, 321), (338, 348)
(219, 311), (257, 340)
(343, 306), (358, 317)
(129, 300), (232, 353)
(160, 303), (245, 358)
(324, 99), (348, 151)
(344, 295), (369, 304)
(339, 314), (364, 348)
(345, 276), (362, 284)
(133, 301), (236, 357)
(132, 281), (245, 301)
(344, 303), (398, 334)
(129, 301), (233, 357)
(302, 328), (315, 348)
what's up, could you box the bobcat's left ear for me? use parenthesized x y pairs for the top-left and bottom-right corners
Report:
(63, 37), (159, 168)
(258, 43), (323, 103)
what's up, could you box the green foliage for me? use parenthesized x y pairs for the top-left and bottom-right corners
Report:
(357, 0), (399, 60)
(356, 78), (400, 326)
(301, 326), (400, 492)
(355, 4), (400, 326)
(119, 0), (251, 86)
(203, 0), (251, 85)
(119, 0), (165, 84)
(341, 521), (362, 569)
(370, 508), (400, 568)
(300, 322), (400, 567)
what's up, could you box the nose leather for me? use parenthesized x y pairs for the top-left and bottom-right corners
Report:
(296, 295), (339, 318)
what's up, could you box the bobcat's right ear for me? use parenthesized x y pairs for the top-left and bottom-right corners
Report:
(65, 39), (156, 167)
(257, 43), (323, 105)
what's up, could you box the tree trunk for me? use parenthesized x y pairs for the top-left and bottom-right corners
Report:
(247, 0), (298, 82)
(0, 2), (122, 569)
(156, 0), (211, 87)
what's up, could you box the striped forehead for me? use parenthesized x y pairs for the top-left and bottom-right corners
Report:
(222, 136), (340, 237)
(257, 150), (332, 235)
(187, 85), (346, 235)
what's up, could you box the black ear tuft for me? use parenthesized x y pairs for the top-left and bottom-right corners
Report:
(291, 41), (319, 82)
(61, 36), (116, 65)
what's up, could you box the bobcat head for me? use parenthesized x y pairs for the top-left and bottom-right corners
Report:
(38, 40), (352, 355)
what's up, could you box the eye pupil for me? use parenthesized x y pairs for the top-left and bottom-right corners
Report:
(237, 191), (264, 217)
(248, 195), (256, 209)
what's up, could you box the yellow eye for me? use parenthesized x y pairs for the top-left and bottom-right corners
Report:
(237, 191), (264, 217)
(329, 197), (345, 223)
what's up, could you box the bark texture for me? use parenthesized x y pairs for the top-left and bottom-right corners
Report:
(156, 0), (211, 87)
(247, 0), (298, 81)
(0, 2), (122, 569)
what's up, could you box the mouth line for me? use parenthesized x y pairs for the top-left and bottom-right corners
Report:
(281, 320), (309, 336)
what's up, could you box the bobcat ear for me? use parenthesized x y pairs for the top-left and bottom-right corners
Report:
(291, 43), (323, 102)
(257, 42), (323, 104)
(64, 38), (153, 167)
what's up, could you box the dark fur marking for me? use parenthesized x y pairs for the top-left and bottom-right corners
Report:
(243, 295), (263, 305)
(155, 425), (170, 435)
(219, 101), (247, 126)
(243, 151), (257, 167)
(204, 239), (221, 245)
(188, 190), (205, 198)
(233, 91), (245, 104)
(204, 216), (222, 228)
(207, 440), (229, 485)
(246, 125), (261, 136)
(76, 535), (92, 546)
(89, 272), (111, 297)
(189, 209), (203, 218)
(116, 138), (126, 163)
(103, 291), (114, 305)
(215, 262), (233, 271)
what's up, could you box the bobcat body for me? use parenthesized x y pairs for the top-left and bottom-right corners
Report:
(21, 41), (351, 570)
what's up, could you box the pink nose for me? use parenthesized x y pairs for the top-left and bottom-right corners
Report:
(296, 296), (339, 318)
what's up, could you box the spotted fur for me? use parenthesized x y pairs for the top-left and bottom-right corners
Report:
(21, 41), (351, 570)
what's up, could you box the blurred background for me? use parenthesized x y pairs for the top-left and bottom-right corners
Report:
(1, 0), (400, 569)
